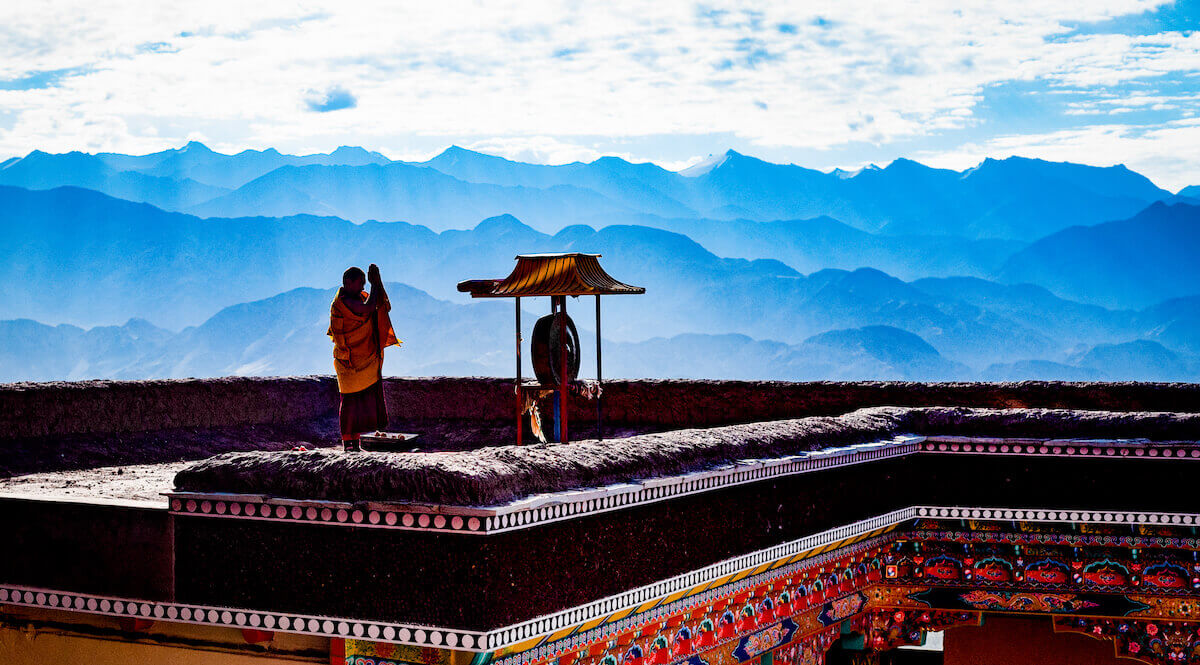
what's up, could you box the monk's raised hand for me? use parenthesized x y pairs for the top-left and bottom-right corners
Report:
(368, 263), (381, 283)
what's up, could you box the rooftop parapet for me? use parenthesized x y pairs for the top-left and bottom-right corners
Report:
(173, 406), (1200, 506)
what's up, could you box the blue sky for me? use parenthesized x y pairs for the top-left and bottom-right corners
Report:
(1, 1), (1198, 189)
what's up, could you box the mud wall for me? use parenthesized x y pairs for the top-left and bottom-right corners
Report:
(594, 379), (1200, 427)
(0, 376), (339, 440)
(2, 376), (1199, 441)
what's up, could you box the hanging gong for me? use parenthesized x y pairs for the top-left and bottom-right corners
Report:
(531, 312), (581, 385)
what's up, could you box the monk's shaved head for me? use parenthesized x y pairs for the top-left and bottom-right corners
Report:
(343, 267), (365, 287)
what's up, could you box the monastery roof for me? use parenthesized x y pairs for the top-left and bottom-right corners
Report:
(6, 377), (1200, 644)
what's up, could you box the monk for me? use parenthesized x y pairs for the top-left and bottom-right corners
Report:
(328, 263), (400, 451)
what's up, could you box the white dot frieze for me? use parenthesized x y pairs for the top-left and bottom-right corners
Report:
(0, 584), (486, 650)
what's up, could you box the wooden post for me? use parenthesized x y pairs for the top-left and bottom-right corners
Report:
(515, 297), (522, 446)
(596, 294), (603, 442)
(557, 295), (569, 444)
(330, 637), (345, 665)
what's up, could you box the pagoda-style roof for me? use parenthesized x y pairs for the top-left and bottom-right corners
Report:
(457, 252), (645, 298)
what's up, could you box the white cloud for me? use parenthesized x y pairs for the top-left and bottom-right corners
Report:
(464, 137), (631, 165)
(0, 0), (1196, 189)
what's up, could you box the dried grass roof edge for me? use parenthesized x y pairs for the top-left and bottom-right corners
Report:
(173, 406), (1200, 507)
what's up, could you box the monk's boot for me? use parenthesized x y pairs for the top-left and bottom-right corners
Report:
(342, 439), (361, 452)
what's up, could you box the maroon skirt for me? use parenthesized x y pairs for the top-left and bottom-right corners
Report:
(339, 380), (388, 437)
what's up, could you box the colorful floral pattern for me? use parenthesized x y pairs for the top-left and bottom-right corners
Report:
(1055, 617), (1200, 665)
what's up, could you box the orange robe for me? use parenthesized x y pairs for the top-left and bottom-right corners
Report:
(328, 291), (401, 394)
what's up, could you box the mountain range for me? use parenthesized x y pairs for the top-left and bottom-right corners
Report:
(0, 142), (392, 206)
(1, 143), (1179, 240)
(5, 281), (1195, 384)
(1, 142), (1198, 383)
(4, 285), (972, 382)
(997, 201), (1200, 309)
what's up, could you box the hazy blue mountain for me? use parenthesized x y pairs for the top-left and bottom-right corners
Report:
(0, 150), (228, 209)
(910, 277), (1200, 363)
(1178, 185), (1200, 199)
(997, 201), (1200, 309)
(5, 185), (1196, 375)
(0, 285), (518, 381)
(603, 333), (801, 381)
(0, 185), (364, 328)
(803, 325), (972, 379)
(124, 142), (390, 189)
(418, 146), (697, 219)
(1069, 340), (1199, 382)
(980, 360), (1106, 381)
(187, 162), (632, 231)
(983, 157), (1167, 202)
(6, 144), (1173, 241)
(1139, 296), (1200, 356)
(0, 318), (173, 381)
(435, 149), (1169, 239)
(940, 157), (1166, 239)
(603, 326), (969, 381)
(0, 142), (396, 205)
(774, 267), (1057, 365)
(608, 213), (1023, 280)
(5, 140), (1196, 384)
(425, 148), (1170, 239)
(133, 284), (525, 379)
(460, 224), (1057, 367)
(8, 285), (1190, 383)
(910, 277), (1141, 345)
(0, 288), (971, 382)
(0, 185), (1029, 365)
(827, 159), (965, 234)
(0, 185), (798, 331)
(686, 153), (1167, 238)
(679, 150), (856, 222)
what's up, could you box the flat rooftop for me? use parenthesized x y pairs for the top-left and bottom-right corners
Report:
(0, 461), (186, 505)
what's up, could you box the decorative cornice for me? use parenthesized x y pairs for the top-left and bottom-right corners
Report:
(913, 506), (1200, 526)
(920, 436), (1200, 459)
(0, 585), (486, 649)
(909, 528), (1200, 550)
